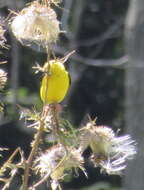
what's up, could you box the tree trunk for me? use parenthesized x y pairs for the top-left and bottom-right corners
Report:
(124, 0), (144, 189)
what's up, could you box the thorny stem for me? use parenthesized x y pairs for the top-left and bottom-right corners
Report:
(22, 115), (45, 190)
(51, 104), (68, 151)
(51, 103), (65, 143)
(2, 168), (18, 190)
(1, 147), (22, 174)
(29, 173), (50, 189)
(0, 148), (23, 190)
(51, 103), (59, 133)
(4, 147), (21, 164)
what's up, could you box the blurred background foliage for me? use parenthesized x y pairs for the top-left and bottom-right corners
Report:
(0, 0), (129, 189)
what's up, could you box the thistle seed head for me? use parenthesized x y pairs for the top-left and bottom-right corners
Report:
(11, 1), (60, 46)
(79, 121), (136, 175)
(35, 144), (84, 181)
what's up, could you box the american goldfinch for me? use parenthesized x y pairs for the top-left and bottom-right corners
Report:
(40, 59), (70, 104)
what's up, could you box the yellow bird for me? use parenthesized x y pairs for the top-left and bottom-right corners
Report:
(40, 59), (70, 104)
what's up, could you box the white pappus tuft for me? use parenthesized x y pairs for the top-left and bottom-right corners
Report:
(10, 1), (60, 46)
(79, 121), (136, 175)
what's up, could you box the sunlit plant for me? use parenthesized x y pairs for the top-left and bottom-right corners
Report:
(0, 0), (136, 190)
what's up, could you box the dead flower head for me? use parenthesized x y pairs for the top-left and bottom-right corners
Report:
(79, 121), (136, 175)
(35, 144), (85, 187)
(53, 0), (62, 5)
(0, 18), (6, 48)
(46, 0), (62, 6)
(11, 1), (60, 46)
(0, 69), (7, 89)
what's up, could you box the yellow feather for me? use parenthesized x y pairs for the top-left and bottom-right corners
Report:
(40, 60), (70, 104)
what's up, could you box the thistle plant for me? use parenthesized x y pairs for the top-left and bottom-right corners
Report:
(0, 17), (7, 112)
(0, 0), (136, 190)
(0, 19), (6, 48)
